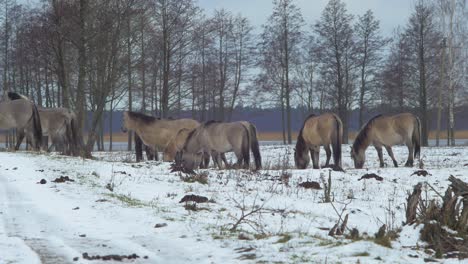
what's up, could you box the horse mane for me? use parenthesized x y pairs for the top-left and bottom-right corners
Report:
(303, 113), (316, 124)
(126, 111), (158, 124)
(7, 91), (29, 101)
(296, 114), (316, 153)
(183, 128), (198, 150)
(204, 120), (220, 127)
(296, 127), (307, 153)
(353, 114), (383, 150)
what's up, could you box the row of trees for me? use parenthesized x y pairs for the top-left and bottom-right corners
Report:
(0, 0), (466, 151)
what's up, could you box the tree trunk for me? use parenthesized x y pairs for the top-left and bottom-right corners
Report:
(127, 15), (133, 151)
(436, 40), (445, 147)
(76, 0), (87, 138)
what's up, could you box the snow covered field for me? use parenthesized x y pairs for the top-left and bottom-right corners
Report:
(0, 145), (467, 263)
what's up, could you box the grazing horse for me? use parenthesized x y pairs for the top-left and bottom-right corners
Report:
(36, 108), (82, 155)
(193, 121), (261, 169)
(180, 121), (250, 170)
(164, 128), (193, 162)
(0, 99), (42, 150)
(121, 111), (200, 161)
(8, 92), (82, 155)
(351, 113), (421, 169)
(294, 113), (343, 169)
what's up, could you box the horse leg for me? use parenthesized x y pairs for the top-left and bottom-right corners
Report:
(324, 145), (331, 167)
(212, 151), (223, 169)
(43, 136), (49, 151)
(199, 152), (210, 168)
(221, 153), (229, 168)
(145, 145), (153, 161)
(311, 146), (320, 169)
(233, 150), (245, 169)
(154, 149), (159, 161)
(405, 142), (414, 167)
(385, 146), (398, 167)
(15, 130), (26, 151)
(375, 145), (384, 167)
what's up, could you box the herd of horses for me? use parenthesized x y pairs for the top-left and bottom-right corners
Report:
(1, 92), (81, 155)
(121, 109), (421, 170)
(1, 92), (422, 170)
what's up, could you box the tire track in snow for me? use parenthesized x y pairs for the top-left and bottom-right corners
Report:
(0, 170), (158, 264)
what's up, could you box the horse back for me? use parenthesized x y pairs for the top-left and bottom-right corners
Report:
(302, 113), (339, 146)
(0, 99), (34, 129)
(372, 113), (417, 145)
(202, 122), (248, 152)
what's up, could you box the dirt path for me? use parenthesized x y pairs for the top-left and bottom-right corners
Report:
(0, 173), (156, 264)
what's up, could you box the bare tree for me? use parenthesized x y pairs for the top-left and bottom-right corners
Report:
(259, 0), (304, 144)
(405, 0), (440, 146)
(354, 10), (387, 127)
(314, 0), (355, 143)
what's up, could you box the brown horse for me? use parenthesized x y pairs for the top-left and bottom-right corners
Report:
(121, 111), (200, 160)
(351, 113), (421, 169)
(294, 113), (343, 169)
(180, 121), (250, 170)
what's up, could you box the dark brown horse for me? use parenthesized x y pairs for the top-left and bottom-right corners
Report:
(351, 113), (421, 169)
(294, 113), (343, 169)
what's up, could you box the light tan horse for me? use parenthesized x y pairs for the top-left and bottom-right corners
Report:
(168, 121), (262, 169)
(294, 113), (343, 169)
(121, 111), (200, 160)
(350, 113), (421, 169)
(0, 99), (42, 150)
(164, 128), (193, 162)
(8, 92), (81, 155)
(180, 121), (251, 170)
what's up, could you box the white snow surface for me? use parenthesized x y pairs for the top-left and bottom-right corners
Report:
(0, 144), (467, 263)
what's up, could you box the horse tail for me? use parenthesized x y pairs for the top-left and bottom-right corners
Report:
(247, 122), (262, 170)
(241, 125), (250, 169)
(134, 133), (143, 162)
(31, 104), (42, 151)
(413, 115), (421, 159)
(331, 114), (343, 168)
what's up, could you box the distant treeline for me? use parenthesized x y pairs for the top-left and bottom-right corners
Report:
(92, 106), (468, 134)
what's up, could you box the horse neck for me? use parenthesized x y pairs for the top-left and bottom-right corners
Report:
(296, 130), (307, 154)
(355, 129), (372, 154)
(185, 129), (202, 152)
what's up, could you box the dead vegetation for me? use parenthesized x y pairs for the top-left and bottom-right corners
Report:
(298, 181), (321, 190)
(406, 176), (468, 259)
(179, 171), (209, 184)
(358, 173), (383, 181)
(52, 176), (75, 183)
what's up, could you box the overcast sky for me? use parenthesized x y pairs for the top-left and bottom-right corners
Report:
(198, 0), (414, 37)
(18, 0), (414, 37)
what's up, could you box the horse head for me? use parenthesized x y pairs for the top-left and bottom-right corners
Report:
(294, 147), (310, 169)
(350, 146), (365, 169)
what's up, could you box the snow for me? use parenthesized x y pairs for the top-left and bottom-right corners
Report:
(0, 144), (467, 263)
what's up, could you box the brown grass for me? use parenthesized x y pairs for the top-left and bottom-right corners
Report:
(258, 130), (468, 142)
